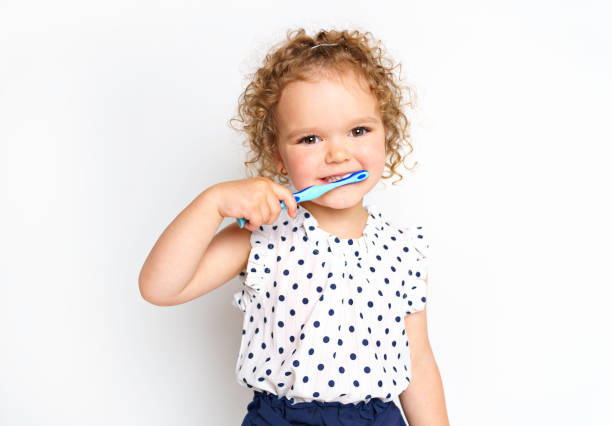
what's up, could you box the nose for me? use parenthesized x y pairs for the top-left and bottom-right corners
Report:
(325, 136), (351, 163)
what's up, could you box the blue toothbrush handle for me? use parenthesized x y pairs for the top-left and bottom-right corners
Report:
(235, 170), (369, 228)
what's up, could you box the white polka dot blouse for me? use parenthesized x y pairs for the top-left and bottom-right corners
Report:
(232, 203), (429, 405)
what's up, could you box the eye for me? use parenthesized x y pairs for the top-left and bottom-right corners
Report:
(297, 134), (321, 144)
(350, 126), (371, 137)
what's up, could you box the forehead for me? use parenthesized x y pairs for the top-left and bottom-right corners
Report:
(308, 65), (371, 91)
(276, 69), (379, 132)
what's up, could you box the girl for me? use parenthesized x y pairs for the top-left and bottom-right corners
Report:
(139, 28), (449, 425)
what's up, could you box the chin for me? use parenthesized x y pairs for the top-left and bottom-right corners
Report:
(313, 193), (364, 210)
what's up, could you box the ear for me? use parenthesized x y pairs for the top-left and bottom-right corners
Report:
(273, 146), (285, 174)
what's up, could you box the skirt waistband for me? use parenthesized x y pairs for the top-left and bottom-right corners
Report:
(241, 390), (406, 425)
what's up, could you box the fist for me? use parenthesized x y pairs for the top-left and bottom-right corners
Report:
(211, 177), (298, 232)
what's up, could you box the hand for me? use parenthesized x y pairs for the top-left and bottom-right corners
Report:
(209, 177), (298, 232)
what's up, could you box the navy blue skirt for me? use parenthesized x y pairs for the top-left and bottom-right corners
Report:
(241, 390), (407, 425)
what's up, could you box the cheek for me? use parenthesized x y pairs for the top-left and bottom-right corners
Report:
(362, 140), (386, 164)
(286, 156), (313, 176)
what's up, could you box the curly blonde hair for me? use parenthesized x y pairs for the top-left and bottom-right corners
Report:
(229, 28), (418, 186)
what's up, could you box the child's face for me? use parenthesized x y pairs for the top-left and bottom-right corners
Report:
(273, 69), (386, 210)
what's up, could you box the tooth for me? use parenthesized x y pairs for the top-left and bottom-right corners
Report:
(324, 172), (351, 182)
(325, 174), (346, 183)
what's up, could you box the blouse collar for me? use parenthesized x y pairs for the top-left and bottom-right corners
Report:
(293, 203), (385, 255)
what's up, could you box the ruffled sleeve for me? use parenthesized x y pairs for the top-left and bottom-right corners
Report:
(402, 225), (430, 315)
(232, 226), (276, 313)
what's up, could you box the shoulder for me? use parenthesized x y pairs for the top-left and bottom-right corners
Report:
(370, 205), (429, 256)
(406, 226), (429, 256)
(395, 220), (430, 260)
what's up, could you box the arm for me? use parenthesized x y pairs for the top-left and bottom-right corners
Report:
(399, 287), (450, 425)
(138, 185), (251, 306)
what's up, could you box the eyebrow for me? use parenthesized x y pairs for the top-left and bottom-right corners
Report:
(284, 116), (380, 140)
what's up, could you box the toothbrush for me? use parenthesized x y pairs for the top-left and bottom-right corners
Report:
(236, 170), (369, 228)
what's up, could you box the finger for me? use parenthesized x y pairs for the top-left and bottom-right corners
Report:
(254, 195), (270, 227)
(242, 211), (255, 232)
(271, 183), (297, 218)
(266, 193), (282, 223)
(244, 204), (262, 232)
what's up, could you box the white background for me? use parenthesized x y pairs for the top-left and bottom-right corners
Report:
(1, 0), (611, 425)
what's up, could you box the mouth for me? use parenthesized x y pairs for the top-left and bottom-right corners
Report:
(319, 171), (355, 184)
